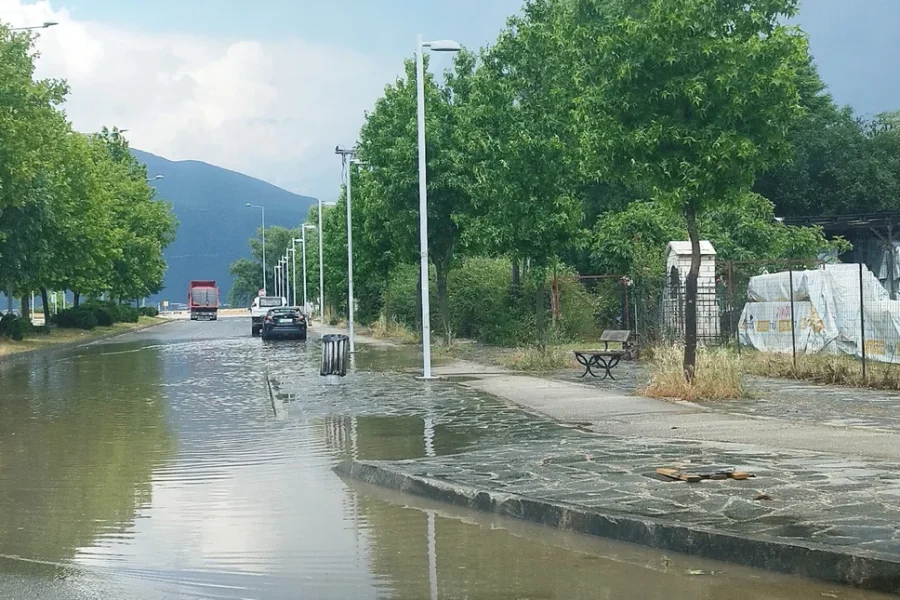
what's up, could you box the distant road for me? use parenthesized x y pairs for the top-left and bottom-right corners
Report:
(160, 308), (248, 320)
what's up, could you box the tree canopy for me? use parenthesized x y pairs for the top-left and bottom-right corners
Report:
(0, 25), (176, 313)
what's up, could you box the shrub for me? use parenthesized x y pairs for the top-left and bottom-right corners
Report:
(74, 309), (98, 330)
(0, 313), (33, 341)
(382, 264), (420, 330)
(139, 306), (159, 317)
(118, 306), (140, 323)
(447, 257), (530, 345)
(55, 307), (98, 330)
(92, 305), (116, 326)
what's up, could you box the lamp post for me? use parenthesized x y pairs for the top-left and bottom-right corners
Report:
(274, 265), (281, 298)
(336, 145), (364, 352)
(416, 35), (461, 378)
(246, 203), (266, 294)
(283, 256), (290, 302)
(300, 224), (315, 313)
(317, 198), (325, 328)
(289, 242), (297, 307)
(10, 21), (57, 32)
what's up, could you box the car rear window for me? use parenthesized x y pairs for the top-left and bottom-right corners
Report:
(259, 297), (283, 307)
(269, 308), (297, 316)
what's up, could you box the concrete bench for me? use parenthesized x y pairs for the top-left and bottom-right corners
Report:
(573, 330), (633, 380)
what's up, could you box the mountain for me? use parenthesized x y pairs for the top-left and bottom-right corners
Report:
(133, 150), (317, 304)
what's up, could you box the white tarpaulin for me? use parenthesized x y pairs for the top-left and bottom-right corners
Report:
(739, 264), (900, 363)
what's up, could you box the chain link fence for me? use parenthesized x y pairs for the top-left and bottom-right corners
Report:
(543, 259), (900, 386)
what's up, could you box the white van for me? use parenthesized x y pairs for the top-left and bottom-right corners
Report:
(249, 296), (287, 336)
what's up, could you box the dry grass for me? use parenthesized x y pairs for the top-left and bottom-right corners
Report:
(0, 317), (162, 358)
(741, 350), (900, 390)
(641, 345), (746, 401)
(367, 316), (419, 345)
(500, 345), (572, 372)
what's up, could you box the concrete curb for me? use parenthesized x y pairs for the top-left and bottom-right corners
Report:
(0, 319), (169, 366)
(335, 459), (900, 594)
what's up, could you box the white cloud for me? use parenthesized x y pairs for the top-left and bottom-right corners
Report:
(2, 0), (397, 199)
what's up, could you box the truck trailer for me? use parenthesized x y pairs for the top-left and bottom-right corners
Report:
(189, 280), (219, 321)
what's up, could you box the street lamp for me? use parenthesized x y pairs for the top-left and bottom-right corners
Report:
(147, 175), (164, 182)
(416, 35), (461, 378)
(246, 203), (266, 294)
(275, 264), (281, 298)
(335, 145), (364, 352)
(316, 201), (337, 328)
(283, 255), (290, 303)
(298, 224), (316, 313)
(10, 21), (57, 32)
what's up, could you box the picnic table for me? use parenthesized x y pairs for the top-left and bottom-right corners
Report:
(573, 330), (633, 380)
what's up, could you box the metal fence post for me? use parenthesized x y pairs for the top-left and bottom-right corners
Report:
(789, 268), (797, 370)
(729, 262), (741, 356)
(860, 262), (867, 383)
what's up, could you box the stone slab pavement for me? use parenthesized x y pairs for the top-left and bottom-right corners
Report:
(330, 353), (900, 592)
(442, 362), (900, 461)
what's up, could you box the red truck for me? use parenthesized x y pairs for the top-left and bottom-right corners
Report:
(189, 280), (219, 321)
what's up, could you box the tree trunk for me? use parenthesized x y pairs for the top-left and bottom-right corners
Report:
(73, 292), (80, 308)
(436, 262), (451, 345)
(40, 288), (50, 323)
(683, 203), (701, 382)
(21, 295), (30, 320)
(511, 257), (520, 298)
(535, 273), (547, 350)
(415, 263), (423, 335)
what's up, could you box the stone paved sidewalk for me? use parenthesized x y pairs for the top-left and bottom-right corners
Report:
(370, 432), (900, 556)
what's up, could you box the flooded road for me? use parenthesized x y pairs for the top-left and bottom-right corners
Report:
(0, 319), (891, 599)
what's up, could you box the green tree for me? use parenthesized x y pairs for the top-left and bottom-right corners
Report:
(461, 1), (583, 340)
(570, 0), (810, 380)
(0, 25), (70, 311)
(592, 193), (841, 278)
(228, 224), (306, 306)
(92, 129), (177, 302)
(357, 54), (475, 340)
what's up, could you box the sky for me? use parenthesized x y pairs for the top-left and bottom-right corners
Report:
(2, 0), (899, 201)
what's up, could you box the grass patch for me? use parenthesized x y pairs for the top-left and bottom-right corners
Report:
(641, 345), (746, 401)
(500, 345), (572, 372)
(741, 350), (900, 390)
(0, 316), (162, 359)
(367, 316), (419, 345)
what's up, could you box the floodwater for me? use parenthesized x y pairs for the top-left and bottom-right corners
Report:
(0, 318), (891, 599)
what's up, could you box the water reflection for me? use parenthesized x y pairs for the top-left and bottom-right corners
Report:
(0, 344), (174, 564)
(323, 414), (479, 461)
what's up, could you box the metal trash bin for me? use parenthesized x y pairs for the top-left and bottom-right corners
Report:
(321, 334), (349, 384)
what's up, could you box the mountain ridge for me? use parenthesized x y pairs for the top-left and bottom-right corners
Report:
(133, 149), (317, 304)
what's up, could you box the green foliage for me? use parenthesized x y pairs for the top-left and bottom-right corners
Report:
(0, 27), (175, 307)
(55, 307), (98, 330)
(0, 313), (33, 341)
(139, 306), (159, 317)
(446, 257), (530, 345)
(591, 193), (844, 280)
(757, 102), (900, 216)
(357, 53), (476, 336)
(381, 264), (419, 330)
(54, 301), (139, 330)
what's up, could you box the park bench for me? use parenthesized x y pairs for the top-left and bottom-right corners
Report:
(573, 330), (633, 380)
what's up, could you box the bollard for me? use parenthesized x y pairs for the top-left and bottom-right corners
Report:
(321, 334), (349, 385)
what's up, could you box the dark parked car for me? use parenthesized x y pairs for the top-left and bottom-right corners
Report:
(261, 307), (307, 341)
